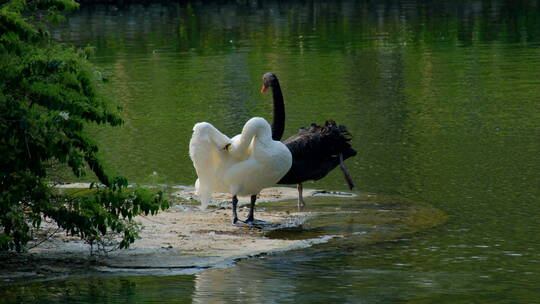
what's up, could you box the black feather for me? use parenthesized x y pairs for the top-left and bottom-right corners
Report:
(278, 120), (357, 185)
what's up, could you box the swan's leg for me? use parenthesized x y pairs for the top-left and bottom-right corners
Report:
(245, 194), (257, 223)
(339, 153), (355, 190)
(245, 195), (272, 228)
(298, 183), (306, 210)
(232, 195), (239, 224)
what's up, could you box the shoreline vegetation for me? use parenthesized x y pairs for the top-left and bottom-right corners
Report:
(0, 185), (447, 286)
(1, 0), (169, 252)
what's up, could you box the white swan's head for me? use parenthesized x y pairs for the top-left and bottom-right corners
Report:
(261, 72), (278, 94)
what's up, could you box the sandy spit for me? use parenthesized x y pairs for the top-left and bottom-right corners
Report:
(1, 186), (350, 283)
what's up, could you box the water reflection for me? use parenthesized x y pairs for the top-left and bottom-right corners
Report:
(0, 275), (196, 304)
(53, 0), (540, 192)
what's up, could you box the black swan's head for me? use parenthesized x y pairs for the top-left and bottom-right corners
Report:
(261, 72), (279, 93)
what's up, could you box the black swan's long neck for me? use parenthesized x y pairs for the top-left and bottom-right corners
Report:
(270, 80), (285, 141)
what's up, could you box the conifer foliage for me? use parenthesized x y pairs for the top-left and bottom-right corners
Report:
(0, 0), (169, 252)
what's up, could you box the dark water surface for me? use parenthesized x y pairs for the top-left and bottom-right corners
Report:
(5, 0), (540, 302)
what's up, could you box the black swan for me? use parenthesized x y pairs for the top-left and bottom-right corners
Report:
(261, 72), (357, 209)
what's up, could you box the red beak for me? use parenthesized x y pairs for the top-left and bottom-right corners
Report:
(261, 85), (268, 93)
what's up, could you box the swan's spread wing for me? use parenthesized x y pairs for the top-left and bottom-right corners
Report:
(189, 122), (230, 209)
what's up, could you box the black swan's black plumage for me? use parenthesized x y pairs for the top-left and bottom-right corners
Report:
(278, 120), (357, 185)
(260, 72), (357, 195)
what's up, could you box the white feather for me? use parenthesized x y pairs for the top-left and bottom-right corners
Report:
(189, 117), (292, 209)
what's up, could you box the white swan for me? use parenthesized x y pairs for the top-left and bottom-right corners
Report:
(189, 117), (292, 224)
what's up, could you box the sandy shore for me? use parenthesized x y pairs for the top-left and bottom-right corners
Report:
(0, 186), (446, 284)
(0, 187), (351, 282)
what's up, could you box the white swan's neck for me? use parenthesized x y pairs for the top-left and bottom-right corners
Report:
(232, 117), (272, 152)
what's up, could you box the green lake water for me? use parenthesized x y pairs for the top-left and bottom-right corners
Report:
(4, 0), (540, 302)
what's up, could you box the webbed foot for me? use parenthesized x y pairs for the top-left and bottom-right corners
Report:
(232, 217), (245, 226)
